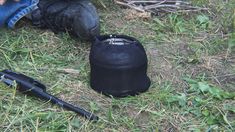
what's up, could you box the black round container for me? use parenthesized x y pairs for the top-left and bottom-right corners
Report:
(89, 35), (150, 97)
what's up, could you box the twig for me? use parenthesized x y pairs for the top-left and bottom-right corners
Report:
(114, 0), (145, 12)
(98, 0), (107, 9)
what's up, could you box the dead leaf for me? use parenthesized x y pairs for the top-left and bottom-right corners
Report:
(124, 9), (151, 20)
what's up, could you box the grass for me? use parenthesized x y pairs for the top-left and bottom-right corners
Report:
(0, 0), (235, 131)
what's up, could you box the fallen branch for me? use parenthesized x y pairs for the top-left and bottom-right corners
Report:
(114, 0), (208, 14)
(115, 0), (145, 12)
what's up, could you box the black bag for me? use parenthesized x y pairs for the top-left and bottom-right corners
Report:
(89, 35), (151, 97)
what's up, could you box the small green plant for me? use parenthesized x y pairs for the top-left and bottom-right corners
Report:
(184, 78), (235, 100)
(196, 15), (211, 29)
(166, 93), (187, 107)
(169, 14), (186, 33)
(184, 77), (235, 128)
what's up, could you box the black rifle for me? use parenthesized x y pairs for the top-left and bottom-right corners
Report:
(0, 70), (98, 121)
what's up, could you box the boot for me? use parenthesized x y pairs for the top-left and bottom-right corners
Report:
(31, 0), (100, 40)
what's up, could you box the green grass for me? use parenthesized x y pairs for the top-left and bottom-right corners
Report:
(0, 0), (235, 131)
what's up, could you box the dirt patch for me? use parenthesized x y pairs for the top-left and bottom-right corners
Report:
(198, 53), (235, 89)
(59, 81), (112, 113)
(100, 9), (156, 37)
(145, 35), (235, 91)
(123, 106), (152, 131)
(159, 119), (181, 132)
(146, 41), (191, 91)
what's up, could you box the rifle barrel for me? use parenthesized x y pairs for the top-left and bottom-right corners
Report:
(28, 87), (99, 121)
